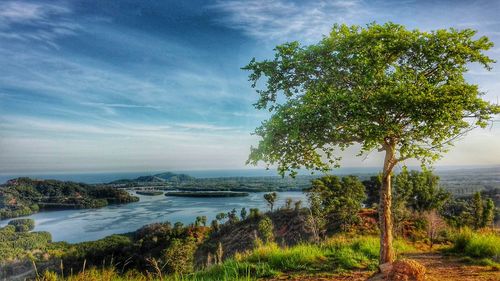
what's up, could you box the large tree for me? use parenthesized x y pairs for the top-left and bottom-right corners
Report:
(243, 23), (498, 265)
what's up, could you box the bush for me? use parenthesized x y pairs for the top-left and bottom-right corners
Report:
(257, 216), (274, 244)
(8, 218), (35, 232)
(162, 238), (197, 274)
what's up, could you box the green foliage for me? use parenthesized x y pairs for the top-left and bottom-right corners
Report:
(473, 192), (484, 229)
(442, 192), (496, 229)
(244, 22), (499, 176)
(394, 168), (450, 212)
(162, 238), (197, 274)
(263, 192), (277, 211)
(37, 235), (416, 281)
(8, 218), (35, 232)
(0, 178), (139, 219)
(482, 199), (495, 228)
(362, 175), (382, 208)
(227, 209), (240, 224)
(195, 216), (207, 227)
(449, 228), (500, 260)
(257, 216), (274, 244)
(240, 208), (247, 220)
(248, 208), (261, 219)
(0, 224), (52, 261)
(307, 175), (366, 232)
(440, 198), (475, 228)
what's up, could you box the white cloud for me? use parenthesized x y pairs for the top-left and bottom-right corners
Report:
(211, 0), (368, 42)
(0, 1), (78, 45)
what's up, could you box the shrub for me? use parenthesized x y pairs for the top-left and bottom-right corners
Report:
(162, 238), (197, 274)
(257, 216), (274, 244)
(8, 218), (35, 232)
(450, 228), (500, 260)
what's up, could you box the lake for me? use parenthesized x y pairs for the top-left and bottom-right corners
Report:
(0, 191), (307, 243)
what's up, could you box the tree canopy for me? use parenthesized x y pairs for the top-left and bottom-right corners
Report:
(244, 23), (499, 176)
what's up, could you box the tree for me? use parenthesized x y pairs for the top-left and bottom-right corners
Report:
(284, 198), (293, 210)
(257, 216), (274, 244)
(362, 175), (382, 208)
(216, 212), (227, 222)
(195, 216), (207, 227)
(482, 198), (495, 228)
(240, 207), (248, 220)
(472, 192), (484, 229)
(227, 208), (239, 224)
(243, 23), (498, 264)
(307, 175), (366, 232)
(423, 210), (446, 249)
(394, 168), (450, 213)
(263, 192), (277, 211)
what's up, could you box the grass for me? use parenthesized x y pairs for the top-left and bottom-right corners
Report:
(448, 228), (500, 260)
(37, 235), (417, 281)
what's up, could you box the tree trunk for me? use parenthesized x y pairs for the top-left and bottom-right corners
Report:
(379, 143), (396, 265)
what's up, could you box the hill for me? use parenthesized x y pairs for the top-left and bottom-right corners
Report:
(0, 177), (139, 220)
(109, 171), (194, 184)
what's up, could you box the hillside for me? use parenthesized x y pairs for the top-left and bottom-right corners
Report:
(109, 171), (195, 184)
(0, 177), (139, 219)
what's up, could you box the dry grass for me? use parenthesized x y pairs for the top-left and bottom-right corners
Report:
(387, 259), (426, 281)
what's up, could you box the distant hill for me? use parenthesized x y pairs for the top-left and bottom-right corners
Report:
(109, 172), (194, 184)
(0, 177), (139, 220)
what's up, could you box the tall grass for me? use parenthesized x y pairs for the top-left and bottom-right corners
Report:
(38, 235), (416, 281)
(450, 228), (500, 261)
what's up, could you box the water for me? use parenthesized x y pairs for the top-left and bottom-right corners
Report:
(0, 191), (307, 243)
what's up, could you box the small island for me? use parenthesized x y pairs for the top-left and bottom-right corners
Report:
(135, 191), (163, 196)
(164, 191), (249, 197)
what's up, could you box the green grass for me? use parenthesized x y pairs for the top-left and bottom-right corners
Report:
(38, 235), (416, 281)
(448, 228), (500, 260)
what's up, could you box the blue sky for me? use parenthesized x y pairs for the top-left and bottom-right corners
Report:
(1, 0), (499, 174)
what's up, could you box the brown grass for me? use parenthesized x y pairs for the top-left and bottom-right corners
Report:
(387, 259), (426, 281)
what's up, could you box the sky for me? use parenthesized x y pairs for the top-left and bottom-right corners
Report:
(0, 0), (499, 174)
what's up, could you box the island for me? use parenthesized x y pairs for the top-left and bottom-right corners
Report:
(135, 191), (163, 196)
(0, 177), (139, 220)
(164, 191), (249, 197)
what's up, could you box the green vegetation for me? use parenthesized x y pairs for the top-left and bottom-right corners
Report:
(307, 175), (366, 234)
(448, 228), (500, 265)
(35, 236), (416, 281)
(8, 218), (35, 232)
(135, 191), (163, 196)
(263, 192), (277, 211)
(110, 172), (194, 185)
(164, 191), (249, 197)
(0, 178), (139, 220)
(244, 22), (499, 264)
(0, 224), (52, 261)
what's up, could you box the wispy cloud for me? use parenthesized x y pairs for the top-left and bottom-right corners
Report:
(211, 0), (368, 42)
(0, 1), (78, 46)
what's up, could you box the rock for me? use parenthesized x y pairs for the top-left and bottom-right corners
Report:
(379, 262), (393, 274)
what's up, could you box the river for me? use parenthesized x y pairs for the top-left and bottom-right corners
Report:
(0, 191), (307, 243)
